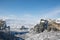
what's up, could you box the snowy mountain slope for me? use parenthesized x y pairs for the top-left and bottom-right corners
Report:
(26, 31), (60, 40)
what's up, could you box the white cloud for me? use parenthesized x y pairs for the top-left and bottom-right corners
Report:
(39, 7), (60, 19)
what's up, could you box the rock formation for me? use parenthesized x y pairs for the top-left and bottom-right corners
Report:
(34, 19), (60, 33)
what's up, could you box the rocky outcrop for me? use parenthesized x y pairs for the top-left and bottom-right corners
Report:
(47, 19), (60, 31)
(34, 19), (48, 33)
(33, 19), (60, 33)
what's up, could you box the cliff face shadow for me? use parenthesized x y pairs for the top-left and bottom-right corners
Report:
(0, 31), (25, 40)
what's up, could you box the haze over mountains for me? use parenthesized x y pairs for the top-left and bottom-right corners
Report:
(0, 15), (39, 28)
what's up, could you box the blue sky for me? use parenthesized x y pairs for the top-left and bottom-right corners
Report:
(0, 0), (60, 28)
(0, 0), (60, 16)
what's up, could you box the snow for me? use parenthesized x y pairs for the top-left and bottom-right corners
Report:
(55, 18), (60, 23)
(25, 30), (60, 40)
(40, 21), (45, 23)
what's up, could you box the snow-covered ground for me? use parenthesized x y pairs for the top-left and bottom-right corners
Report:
(25, 30), (60, 40)
(10, 28), (29, 32)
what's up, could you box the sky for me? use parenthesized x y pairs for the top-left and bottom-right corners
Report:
(0, 0), (60, 28)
